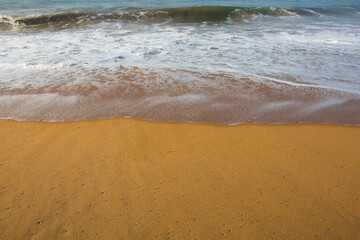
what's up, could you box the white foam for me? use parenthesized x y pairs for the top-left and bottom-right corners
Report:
(303, 9), (323, 16)
(269, 7), (299, 16)
(23, 62), (71, 70)
(0, 13), (359, 104)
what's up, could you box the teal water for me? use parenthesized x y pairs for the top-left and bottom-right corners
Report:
(0, 0), (360, 124)
(1, 0), (360, 14)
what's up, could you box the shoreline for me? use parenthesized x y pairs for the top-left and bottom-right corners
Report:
(1, 117), (360, 127)
(1, 118), (359, 239)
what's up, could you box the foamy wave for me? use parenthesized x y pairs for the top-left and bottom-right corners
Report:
(0, 15), (20, 30)
(1, 5), (359, 124)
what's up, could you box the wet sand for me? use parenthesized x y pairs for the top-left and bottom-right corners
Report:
(0, 118), (359, 239)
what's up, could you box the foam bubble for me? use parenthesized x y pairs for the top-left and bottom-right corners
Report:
(23, 62), (71, 70)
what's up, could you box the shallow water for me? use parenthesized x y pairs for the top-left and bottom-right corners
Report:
(1, 1), (360, 124)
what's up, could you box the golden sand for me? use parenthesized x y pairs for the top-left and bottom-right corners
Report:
(0, 119), (359, 239)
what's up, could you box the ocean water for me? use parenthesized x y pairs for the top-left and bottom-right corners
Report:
(0, 0), (360, 124)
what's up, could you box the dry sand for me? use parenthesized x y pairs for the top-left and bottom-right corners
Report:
(0, 118), (359, 239)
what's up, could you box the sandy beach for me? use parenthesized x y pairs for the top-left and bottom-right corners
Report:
(0, 118), (359, 239)
(2, 0), (360, 239)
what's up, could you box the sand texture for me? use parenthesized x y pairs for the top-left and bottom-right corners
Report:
(0, 119), (360, 239)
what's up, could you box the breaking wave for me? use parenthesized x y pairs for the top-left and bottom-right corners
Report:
(1, 6), (358, 30)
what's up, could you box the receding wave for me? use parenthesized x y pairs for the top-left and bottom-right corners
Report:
(1, 6), (358, 30)
(0, 67), (360, 124)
